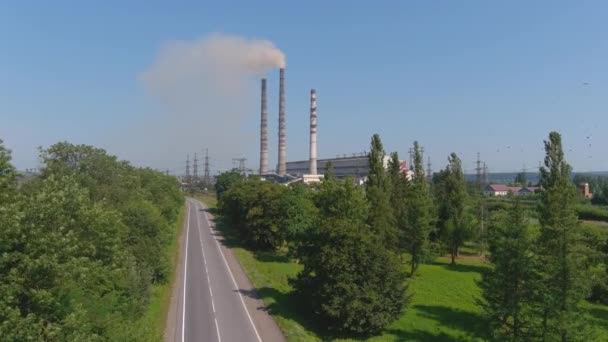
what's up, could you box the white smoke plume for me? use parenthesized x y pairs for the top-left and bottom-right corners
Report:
(113, 33), (286, 173)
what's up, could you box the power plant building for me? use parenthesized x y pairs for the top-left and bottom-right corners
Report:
(286, 155), (410, 181)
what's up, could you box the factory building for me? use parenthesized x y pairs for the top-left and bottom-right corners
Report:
(286, 155), (412, 182)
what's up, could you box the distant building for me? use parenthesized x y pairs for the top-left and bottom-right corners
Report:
(484, 184), (540, 196)
(578, 182), (593, 199)
(286, 155), (412, 182)
(484, 184), (510, 196)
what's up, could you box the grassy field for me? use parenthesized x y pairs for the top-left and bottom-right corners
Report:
(199, 195), (608, 341)
(132, 202), (186, 341)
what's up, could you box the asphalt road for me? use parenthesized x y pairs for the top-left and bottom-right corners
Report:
(175, 199), (263, 342)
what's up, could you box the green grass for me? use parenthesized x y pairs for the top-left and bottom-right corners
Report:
(131, 202), (186, 341)
(199, 195), (608, 341)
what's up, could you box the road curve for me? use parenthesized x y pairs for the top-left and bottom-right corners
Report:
(166, 198), (285, 342)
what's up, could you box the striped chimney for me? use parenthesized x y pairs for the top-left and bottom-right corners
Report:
(309, 89), (317, 175)
(278, 68), (286, 176)
(259, 78), (268, 175)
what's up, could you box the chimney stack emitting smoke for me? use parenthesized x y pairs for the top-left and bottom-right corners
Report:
(278, 68), (286, 176)
(309, 89), (317, 175)
(259, 78), (269, 175)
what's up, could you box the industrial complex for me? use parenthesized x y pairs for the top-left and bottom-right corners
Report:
(257, 68), (409, 184)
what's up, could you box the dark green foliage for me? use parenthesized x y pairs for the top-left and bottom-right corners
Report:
(324, 160), (336, 182)
(479, 198), (538, 340)
(219, 178), (287, 250)
(535, 131), (593, 341)
(576, 204), (608, 222)
(514, 172), (528, 187)
(0, 140), (183, 341)
(215, 170), (244, 199)
(278, 184), (319, 259)
(404, 141), (436, 275)
(291, 178), (408, 335)
(366, 134), (397, 249)
(435, 153), (474, 264)
(388, 152), (409, 258)
(580, 223), (608, 304)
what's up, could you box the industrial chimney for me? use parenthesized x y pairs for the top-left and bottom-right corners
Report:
(278, 68), (286, 176)
(309, 89), (317, 175)
(259, 78), (268, 175)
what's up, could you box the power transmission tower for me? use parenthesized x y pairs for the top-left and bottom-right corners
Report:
(482, 162), (488, 186)
(475, 152), (482, 190)
(232, 158), (247, 175)
(193, 153), (199, 184)
(185, 154), (191, 184)
(203, 148), (210, 185)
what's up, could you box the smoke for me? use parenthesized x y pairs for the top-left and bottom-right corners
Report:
(116, 33), (285, 172)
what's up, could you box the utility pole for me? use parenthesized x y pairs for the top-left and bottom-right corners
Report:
(193, 153), (198, 184)
(203, 148), (210, 185)
(185, 154), (191, 184)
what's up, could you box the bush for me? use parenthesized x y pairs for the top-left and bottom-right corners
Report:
(577, 204), (608, 222)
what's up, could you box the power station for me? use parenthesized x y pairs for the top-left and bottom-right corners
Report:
(257, 68), (408, 184)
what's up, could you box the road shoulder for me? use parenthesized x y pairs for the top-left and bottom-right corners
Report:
(164, 201), (189, 342)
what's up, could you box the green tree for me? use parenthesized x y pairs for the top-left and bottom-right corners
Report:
(535, 131), (592, 341)
(435, 153), (473, 264)
(278, 184), (319, 259)
(215, 170), (244, 199)
(514, 172), (528, 186)
(387, 152), (409, 259)
(0, 139), (16, 203)
(479, 198), (538, 340)
(404, 141), (435, 275)
(291, 178), (408, 335)
(366, 134), (397, 249)
(324, 160), (336, 182)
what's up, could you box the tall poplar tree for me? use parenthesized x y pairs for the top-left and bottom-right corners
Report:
(366, 134), (397, 249)
(535, 131), (592, 341)
(479, 198), (537, 339)
(435, 153), (473, 264)
(404, 141), (435, 275)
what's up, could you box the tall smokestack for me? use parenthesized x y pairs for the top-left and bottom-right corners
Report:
(309, 88), (317, 175)
(259, 78), (268, 175)
(278, 68), (286, 176)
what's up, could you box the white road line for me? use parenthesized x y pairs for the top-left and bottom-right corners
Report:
(198, 201), (263, 342)
(214, 318), (222, 342)
(181, 202), (191, 342)
(194, 201), (221, 342)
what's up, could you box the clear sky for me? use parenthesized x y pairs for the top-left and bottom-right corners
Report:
(1, 1), (607, 174)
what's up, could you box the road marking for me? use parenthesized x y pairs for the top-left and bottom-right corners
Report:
(198, 201), (263, 342)
(215, 318), (222, 342)
(181, 202), (191, 342)
(194, 201), (221, 342)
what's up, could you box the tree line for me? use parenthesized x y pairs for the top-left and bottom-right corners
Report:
(217, 131), (606, 340)
(0, 141), (183, 341)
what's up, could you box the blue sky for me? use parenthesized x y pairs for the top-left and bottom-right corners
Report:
(1, 1), (607, 174)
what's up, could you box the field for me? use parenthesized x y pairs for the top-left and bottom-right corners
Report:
(199, 195), (608, 341)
